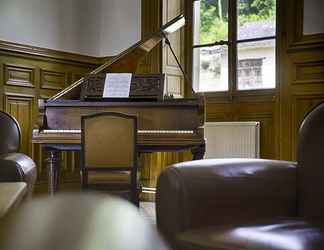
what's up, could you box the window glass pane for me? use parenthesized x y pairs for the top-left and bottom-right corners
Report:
(237, 39), (275, 90)
(237, 0), (276, 40)
(193, 45), (228, 92)
(193, 0), (228, 45)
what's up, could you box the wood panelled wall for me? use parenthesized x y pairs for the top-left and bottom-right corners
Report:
(0, 41), (100, 192)
(280, 0), (324, 160)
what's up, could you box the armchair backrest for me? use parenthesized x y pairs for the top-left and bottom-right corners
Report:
(0, 111), (21, 154)
(297, 101), (324, 218)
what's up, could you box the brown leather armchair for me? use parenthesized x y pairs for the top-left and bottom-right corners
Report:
(0, 111), (37, 197)
(156, 102), (324, 250)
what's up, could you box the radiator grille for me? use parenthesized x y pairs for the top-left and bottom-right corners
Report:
(204, 122), (260, 159)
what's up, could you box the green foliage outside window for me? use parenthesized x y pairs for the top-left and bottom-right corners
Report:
(199, 0), (276, 44)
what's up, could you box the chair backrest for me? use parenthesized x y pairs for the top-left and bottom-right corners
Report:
(297, 101), (324, 218)
(0, 111), (21, 154)
(81, 112), (137, 170)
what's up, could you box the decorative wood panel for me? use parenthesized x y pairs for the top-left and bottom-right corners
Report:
(293, 60), (324, 85)
(4, 64), (35, 87)
(4, 94), (34, 155)
(40, 69), (67, 90)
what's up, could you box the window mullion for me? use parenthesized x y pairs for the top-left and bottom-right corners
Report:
(193, 40), (229, 49)
(228, 0), (237, 96)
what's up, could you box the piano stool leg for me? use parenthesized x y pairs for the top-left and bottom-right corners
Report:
(191, 144), (206, 160)
(45, 149), (61, 195)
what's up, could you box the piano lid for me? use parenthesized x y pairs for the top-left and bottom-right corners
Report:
(48, 14), (185, 101)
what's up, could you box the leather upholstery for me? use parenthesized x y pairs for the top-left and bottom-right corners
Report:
(0, 112), (20, 154)
(176, 219), (324, 250)
(157, 159), (297, 245)
(297, 102), (324, 218)
(0, 111), (37, 197)
(156, 102), (324, 250)
(0, 153), (37, 197)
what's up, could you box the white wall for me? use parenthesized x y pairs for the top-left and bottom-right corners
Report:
(0, 0), (141, 56)
(99, 0), (141, 56)
(303, 0), (324, 35)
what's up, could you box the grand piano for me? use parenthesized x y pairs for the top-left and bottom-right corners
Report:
(32, 15), (205, 194)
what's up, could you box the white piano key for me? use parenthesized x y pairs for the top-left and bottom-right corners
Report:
(42, 129), (194, 134)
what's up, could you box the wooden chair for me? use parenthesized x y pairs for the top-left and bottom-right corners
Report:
(81, 112), (139, 206)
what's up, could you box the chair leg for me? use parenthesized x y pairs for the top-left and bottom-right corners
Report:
(80, 170), (88, 190)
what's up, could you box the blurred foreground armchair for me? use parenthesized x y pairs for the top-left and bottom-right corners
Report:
(156, 102), (324, 250)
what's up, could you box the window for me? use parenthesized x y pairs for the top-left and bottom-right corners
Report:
(238, 58), (263, 89)
(192, 0), (276, 92)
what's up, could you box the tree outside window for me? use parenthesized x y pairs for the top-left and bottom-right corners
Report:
(193, 0), (276, 92)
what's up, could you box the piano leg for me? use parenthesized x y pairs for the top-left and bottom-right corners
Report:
(191, 144), (206, 160)
(45, 149), (61, 195)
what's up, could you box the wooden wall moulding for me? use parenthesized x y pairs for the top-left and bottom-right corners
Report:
(4, 63), (35, 88)
(287, 0), (324, 51)
(205, 91), (277, 104)
(0, 40), (102, 66)
(293, 60), (324, 85)
(4, 93), (35, 156)
(40, 69), (67, 90)
(206, 112), (233, 122)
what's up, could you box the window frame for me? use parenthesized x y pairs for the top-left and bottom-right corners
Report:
(190, 0), (279, 97)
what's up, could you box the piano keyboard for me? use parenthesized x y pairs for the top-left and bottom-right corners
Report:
(42, 129), (194, 134)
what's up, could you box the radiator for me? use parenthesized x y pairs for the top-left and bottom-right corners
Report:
(204, 121), (260, 159)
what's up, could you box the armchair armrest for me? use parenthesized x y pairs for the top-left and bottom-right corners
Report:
(0, 153), (37, 197)
(156, 159), (297, 242)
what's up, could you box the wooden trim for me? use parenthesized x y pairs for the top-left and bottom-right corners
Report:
(0, 40), (113, 66)
(287, 0), (324, 51)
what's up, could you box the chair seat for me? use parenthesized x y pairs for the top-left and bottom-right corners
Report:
(176, 218), (324, 250)
(88, 171), (131, 185)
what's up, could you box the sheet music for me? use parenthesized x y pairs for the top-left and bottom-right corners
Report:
(103, 73), (132, 97)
